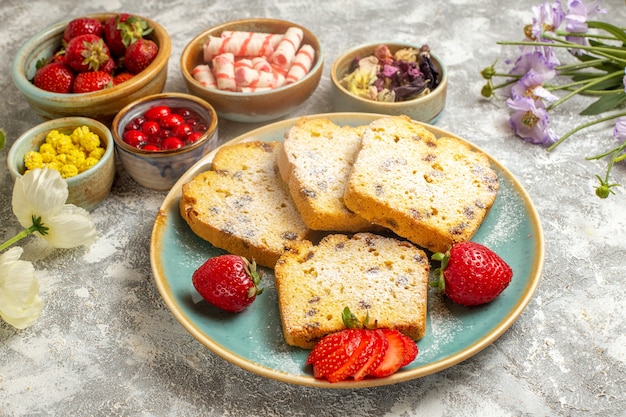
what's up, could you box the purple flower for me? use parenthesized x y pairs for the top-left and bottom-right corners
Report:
(613, 116), (626, 144)
(565, 0), (606, 32)
(531, 1), (566, 40)
(382, 64), (399, 78)
(506, 96), (559, 145)
(564, 0), (607, 53)
(508, 52), (558, 101)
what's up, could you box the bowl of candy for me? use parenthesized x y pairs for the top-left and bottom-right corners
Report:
(7, 117), (116, 211)
(111, 93), (219, 191)
(330, 42), (447, 123)
(11, 13), (171, 124)
(180, 18), (323, 123)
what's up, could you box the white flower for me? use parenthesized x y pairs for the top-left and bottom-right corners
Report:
(0, 247), (43, 329)
(11, 168), (97, 249)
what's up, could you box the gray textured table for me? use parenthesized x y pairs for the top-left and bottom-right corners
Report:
(1, 1), (625, 416)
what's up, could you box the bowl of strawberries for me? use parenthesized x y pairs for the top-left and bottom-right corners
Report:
(11, 13), (171, 124)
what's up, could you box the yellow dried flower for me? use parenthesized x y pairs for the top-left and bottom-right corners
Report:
(23, 125), (104, 178)
(24, 151), (44, 170)
(72, 126), (101, 152)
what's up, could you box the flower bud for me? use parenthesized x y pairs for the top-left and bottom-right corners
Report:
(481, 83), (494, 98)
(480, 66), (495, 80)
(595, 184), (610, 198)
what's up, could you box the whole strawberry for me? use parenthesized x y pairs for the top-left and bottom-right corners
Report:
(192, 255), (263, 313)
(113, 72), (134, 86)
(63, 17), (104, 43)
(104, 14), (152, 58)
(72, 71), (113, 93)
(33, 62), (74, 93)
(431, 241), (513, 306)
(124, 38), (158, 74)
(65, 34), (113, 73)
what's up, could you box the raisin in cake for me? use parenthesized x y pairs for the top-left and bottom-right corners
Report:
(277, 117), (373, 232)
(344, 115), (499, 254)
(274, 232), (430, 349)
(180, 141), (312, 268)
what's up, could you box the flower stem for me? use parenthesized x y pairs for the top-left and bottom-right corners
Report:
(0, 216), (49, 252)
(0, 228), (35, 252)
(546, 70), (623, 110)
(548, 110), (626, 151)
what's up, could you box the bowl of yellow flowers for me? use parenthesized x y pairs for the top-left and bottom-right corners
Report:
(7, 117), (116, 210)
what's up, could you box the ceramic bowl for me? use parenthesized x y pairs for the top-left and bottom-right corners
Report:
(111, 93), (219, 191)
(180, 18), (323, 123)
(11, 13), (171, 124)
(330, 42), (447, 123)
(7, 117), (116, 211)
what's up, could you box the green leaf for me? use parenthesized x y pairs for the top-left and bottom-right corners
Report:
(580, 92), (626, 115)
(587, 21), (626, 44)
(0, 129), (4, 151)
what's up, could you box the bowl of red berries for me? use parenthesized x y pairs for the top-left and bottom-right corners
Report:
(111, 93), (219, 191)
(11, 13), (171, 124)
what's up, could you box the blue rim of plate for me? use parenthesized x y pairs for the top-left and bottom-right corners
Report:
(150, 113), (544, 389)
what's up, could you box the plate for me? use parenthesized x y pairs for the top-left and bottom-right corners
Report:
(150, 113), (544, 388)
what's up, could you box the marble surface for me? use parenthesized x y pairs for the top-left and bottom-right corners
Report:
(1, 0), (625, 416)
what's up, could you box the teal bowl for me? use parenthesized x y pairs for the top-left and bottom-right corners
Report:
(7, 117), (116, 211)
(11, 13), (171, 124)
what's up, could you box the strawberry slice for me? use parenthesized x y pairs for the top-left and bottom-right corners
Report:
(398, 332), (418, 367)
(326, 329), (379, 383)
(369, 329), (407, 378)
(306, 331), (350, 365)
(309, 329), (363, 380)
(352, 329), (388, 381)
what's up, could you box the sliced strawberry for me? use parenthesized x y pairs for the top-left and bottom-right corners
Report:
(309, 329), (363, 380)
(306, 331), (346, 365)
(369, 329), (407, 378)
(325, 329), (378, 383)
(398, 332), (418, 367)
(352, 329), (388, 381)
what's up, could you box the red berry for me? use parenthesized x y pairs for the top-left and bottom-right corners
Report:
(124, 38), (159, 74)
(122, 130), (146, 147)
(141, 120), (161, 136)
(65, 34), (113, 73)
(172, 123), (193, 138)
(72, 70), (113, 93)
(113, 72), (134, 85)
(161, 136), (185, 150)
(63, 17), (104, 43)
(141, 144), (160, 151)
(192, 255), (263, 313)
(431, 241), (513, 306)
(104, 14), (152, 57)
(159, 113), (184, 129)
(144, 105), (171, 122)
(186, 132), (204, 143)
(33, 62), (75, 93)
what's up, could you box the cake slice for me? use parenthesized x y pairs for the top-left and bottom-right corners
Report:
(344, 116), (499, 254)
(277, 117), (373, 232)
(274, 232), (430, 349)
(180, 141), (312, 268)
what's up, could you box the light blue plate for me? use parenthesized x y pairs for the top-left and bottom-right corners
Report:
(150, 113), (544, 388)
